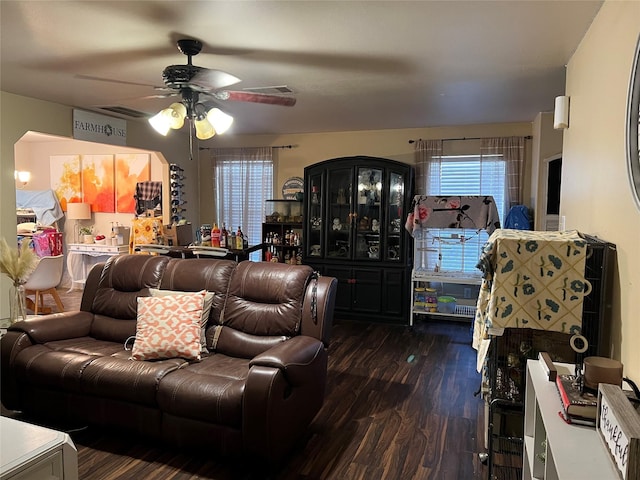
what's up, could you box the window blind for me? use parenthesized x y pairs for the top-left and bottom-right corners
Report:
(426, 154), (506, 274)
(214, 158), (273, 260)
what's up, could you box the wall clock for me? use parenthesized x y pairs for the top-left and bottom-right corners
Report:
(627, 34), (640, 210)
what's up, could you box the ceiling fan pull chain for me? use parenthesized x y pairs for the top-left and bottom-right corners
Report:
(189, 121), (194, 161)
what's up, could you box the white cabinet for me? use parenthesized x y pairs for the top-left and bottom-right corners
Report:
(523, 359), (619, 479)
(0, 417), (77, 480)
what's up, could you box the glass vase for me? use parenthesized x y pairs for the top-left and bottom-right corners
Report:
(9, 283), (27, 324)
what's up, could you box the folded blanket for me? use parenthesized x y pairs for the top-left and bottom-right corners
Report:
(472, 229), (590, 369)
(16, 189), (64, 226)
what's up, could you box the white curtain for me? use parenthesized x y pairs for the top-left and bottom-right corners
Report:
(481, 136), (525, 208)
(414, 139), (444, 195)
(210, 147), (273, 249)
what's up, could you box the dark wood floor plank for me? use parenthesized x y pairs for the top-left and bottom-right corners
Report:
(7, 288), (487, 479)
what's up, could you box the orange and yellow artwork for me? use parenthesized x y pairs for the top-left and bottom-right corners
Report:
(82, 154), (115, 213)
(115, 153), (150, 213)
(50, 155), (82, 211)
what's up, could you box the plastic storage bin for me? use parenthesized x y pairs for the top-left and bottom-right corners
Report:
(437, 296), (457, 314)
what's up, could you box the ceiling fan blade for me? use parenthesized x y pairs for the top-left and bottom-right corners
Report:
(217, 90), (297, 107)
(75, 74), (162, 89)
(135, 92), (180, 101)
(189, 69), (241, 91)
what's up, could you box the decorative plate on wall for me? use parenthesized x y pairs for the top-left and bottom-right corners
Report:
(282, 176), (304, 200)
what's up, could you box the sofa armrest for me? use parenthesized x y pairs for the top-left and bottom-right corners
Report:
(1, 330), (37, 410)
(300, 275), (337, 348)
(249, 335), (325, 387)
(8, 311), (94, 343)
(244, 335), (328, 465)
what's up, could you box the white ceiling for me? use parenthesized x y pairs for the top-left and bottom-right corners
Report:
(0, 0), (603, 136)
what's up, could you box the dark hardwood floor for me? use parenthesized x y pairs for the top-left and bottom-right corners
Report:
(8, 288), (487, 480)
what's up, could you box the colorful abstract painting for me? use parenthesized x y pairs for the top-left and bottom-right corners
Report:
(115, 153), (150, 213)
(82, 154), (115, 213)
(50, 155), (82, 211)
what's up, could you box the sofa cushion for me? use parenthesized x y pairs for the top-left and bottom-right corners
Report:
(45, 337), (125, 357)
(13, 344), (94, 393)
(159, 258), (236, 326)
(221, 261), (313, 337)
(157, 354), (248, 426)
(91, 255), (170, 342)
(149, 288), (214, 353)
(81, 355), (186, 405)
(90, 315), (137, 344)
(132, 292), (205, 361)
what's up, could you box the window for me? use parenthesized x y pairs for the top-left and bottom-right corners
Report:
(213, 148), (273, 260)
(425, 154), (506, 274)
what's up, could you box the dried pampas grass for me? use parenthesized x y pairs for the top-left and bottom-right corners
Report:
(0, 237), (38, 284)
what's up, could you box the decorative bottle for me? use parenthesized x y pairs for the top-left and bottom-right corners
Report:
(220, 223), (228, 248)
(211, 223), (221, 248)
(236, 227), (244, 250)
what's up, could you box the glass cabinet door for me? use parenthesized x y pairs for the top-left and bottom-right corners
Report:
(326, 168), (352, 259)
(386, 171), (405, 262)
(355, 167), (383, 260)
(306, 172), (323, 258)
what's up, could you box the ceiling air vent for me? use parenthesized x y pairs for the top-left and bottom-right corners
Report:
(97, 106), (149, 119)
(242, 85), (294, 95)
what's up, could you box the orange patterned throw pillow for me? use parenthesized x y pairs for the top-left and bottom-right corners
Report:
(133, 291), (205, 361)
(149, 288), (214, 353)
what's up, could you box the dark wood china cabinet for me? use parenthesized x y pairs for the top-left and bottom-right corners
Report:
(303, 156), (414, 324)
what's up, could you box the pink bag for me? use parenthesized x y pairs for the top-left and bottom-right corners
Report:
(32, 232), (52, 257)
(47, 232), (63, 256)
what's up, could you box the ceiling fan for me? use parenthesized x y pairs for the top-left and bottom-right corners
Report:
(148, 38), (296, 141)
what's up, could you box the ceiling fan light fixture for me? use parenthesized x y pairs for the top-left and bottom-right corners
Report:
(148, 109), (172, 135)
(207, 107), (233, 134)
(168, 102), (187, 129)
(146, 38), (295, 145)
(194, 116), (215, 140)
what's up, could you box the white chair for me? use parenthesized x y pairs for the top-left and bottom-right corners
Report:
(23, 255), (64, 315)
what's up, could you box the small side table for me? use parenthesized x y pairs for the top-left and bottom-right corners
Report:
(67, 243), (129, 291)
(0, 417), (78, 480)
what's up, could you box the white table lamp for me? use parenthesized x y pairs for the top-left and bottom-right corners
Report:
(66, 203), (91, 243)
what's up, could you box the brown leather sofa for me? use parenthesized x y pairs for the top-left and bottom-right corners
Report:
(1, 254), (337, 465)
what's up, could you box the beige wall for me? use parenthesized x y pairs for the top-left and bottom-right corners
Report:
(0, 91), (191, 315)
(562, 0), (640, 375)
(197, 122), (533, 226)
(531, 111), (564, 230)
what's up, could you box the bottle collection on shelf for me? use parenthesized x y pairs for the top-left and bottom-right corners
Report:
(170, 164), (186, 224)
(200, 223), (248, 250)
(264, 231), (302, 264)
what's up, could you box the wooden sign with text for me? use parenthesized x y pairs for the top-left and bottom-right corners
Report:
(597, 383), (640, 480)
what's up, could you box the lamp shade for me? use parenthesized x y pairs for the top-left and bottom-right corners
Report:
(148, 110), (172, 135)
(194, 117), (215, 140)
(207, 108), (234, 134)
(67, 202), (91, 220)
(168, 103), (187, 129)
(14, 171), (31, 184)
